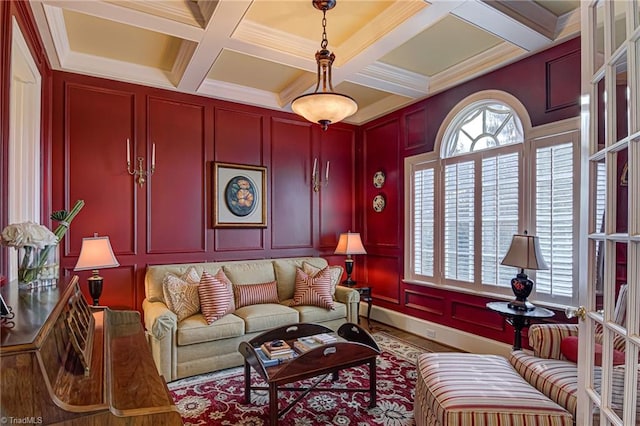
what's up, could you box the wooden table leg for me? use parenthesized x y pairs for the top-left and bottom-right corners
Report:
(243, 362), (251, 403)
(368, 358), (377, 408)
(269, 383), (279, 426)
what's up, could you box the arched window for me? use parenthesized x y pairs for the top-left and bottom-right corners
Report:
(440, 100), (523, 287)
(406, 92), (579, 306)
(441, 101), (524, 157)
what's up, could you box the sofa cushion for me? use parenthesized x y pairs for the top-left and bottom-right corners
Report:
(176, 313), (245, 346)
(510, 351), (579, 416)
(233, 304), (299, 333)
(290, 301), (347, 323)
(273, 257), (328, 301)
(303, 262), (343, 298)
(560, 336), (625, 366)
(162, 269), (201, 322)
(223, 261), (275, 286)
(234, 281), (279, 308)
(199, 270), (235, 324)
(291, 267), (334, 310)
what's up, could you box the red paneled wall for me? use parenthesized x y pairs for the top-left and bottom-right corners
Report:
(359, 37), (582, 347)
(47, 72), (358, 310)
(0, 1), (591, 349)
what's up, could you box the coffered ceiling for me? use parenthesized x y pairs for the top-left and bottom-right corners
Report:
(30, 0), (580, 125)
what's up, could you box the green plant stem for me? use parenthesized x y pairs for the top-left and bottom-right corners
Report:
(32, 200), (85, 276)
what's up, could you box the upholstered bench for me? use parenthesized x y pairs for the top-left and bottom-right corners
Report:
(414, 353), (573, 426)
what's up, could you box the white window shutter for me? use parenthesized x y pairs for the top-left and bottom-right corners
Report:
(413, 168), (435, 277)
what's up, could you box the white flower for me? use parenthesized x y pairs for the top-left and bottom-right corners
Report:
(1, 221), (58, 249)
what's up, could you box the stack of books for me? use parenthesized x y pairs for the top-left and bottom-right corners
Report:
(260, 339), (295, 360)
(311, 333), (337, 344)
(293, 333), (338, 354)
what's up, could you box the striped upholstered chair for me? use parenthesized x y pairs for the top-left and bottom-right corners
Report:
(509, 285), (631, 419)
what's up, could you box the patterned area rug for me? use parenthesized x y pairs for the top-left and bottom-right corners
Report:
(168, 331), (428, 425)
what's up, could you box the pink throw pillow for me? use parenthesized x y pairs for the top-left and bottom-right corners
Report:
(291, 267), (335, 310)
(198, 270), (235, 324)
(233, 281), (279, 308)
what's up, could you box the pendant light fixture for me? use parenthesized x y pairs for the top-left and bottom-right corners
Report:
(291, 0), (358, 131)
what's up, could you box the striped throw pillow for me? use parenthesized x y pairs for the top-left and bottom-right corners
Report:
(302, 262), (343, 297)
(233, 281), (279, 308)
(199, 270), (235, 324)
(291, 267), (334, 310)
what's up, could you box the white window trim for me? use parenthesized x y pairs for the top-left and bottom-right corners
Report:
(404, 90), (580, 309)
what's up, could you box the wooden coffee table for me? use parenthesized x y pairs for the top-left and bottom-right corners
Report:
(238, 322), (380, 426)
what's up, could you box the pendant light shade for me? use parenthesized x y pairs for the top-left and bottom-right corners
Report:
(292, 92), (358, 131)
(291, 0), (358, 131)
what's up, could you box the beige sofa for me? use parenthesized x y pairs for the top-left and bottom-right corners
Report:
(142, 257), (360, 382)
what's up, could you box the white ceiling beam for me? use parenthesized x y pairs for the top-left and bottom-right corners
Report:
(176, 0), (253, 92)
(40, 0), (204, 41)
(482, 0), (558, 40)
(349, 62), (429, 98)
(450, 0), (552, 51)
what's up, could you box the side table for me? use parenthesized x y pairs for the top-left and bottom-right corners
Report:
(486, 301), (554, 350)
(352, 286), (372, 328)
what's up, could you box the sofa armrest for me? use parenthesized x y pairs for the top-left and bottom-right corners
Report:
(335, 286), (360, 324)
(142, 298), (178, 381)
(528, 323), (578, 360)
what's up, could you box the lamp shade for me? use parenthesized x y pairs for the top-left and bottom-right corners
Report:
(74, 236), (119, 271)
(501, 234), (548, 270)
(334, 232), (366, 255)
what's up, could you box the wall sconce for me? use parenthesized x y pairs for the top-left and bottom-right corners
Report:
(126, 139), (155, 186)
(312, 158), (329, 192)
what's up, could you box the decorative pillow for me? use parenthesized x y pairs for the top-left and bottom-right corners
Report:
(233, 281), (279, 309)
(561, 336), (625, 366)
(162, 268), (201, 322)
(291, 267), (335, 310)
(198, 270), (235, 324)
(303, 262), (343, 297)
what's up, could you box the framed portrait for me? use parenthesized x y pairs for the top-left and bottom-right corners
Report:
(213, 162), (267, 228)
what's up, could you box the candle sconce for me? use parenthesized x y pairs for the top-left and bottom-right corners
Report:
(312, 158), (330, 192)
(126, 139), (155, 186)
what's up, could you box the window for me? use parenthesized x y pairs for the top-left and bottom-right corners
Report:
(406, 93), (579, 306)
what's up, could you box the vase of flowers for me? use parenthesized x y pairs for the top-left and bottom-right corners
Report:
(1, 200), (85, 290)
(2, 222), (59, 289)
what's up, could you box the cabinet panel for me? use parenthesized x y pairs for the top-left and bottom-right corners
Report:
(147, 97), (206, 253)
(66, 84), (135, 256)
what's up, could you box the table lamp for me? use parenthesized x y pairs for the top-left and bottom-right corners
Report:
(334, 231), (366, 287)
(74, 234), (119, 306)
(501, 232), (548, 311)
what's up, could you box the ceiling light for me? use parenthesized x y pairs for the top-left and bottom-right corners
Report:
(291, 0), (357, 131)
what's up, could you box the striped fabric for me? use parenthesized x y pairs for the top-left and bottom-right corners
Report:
(415, 353), (573, 426)
(529, 323), (579, 359)
(509, 351), (579, 417)
(198, 270), (235, 324)
(290, 267), (335, 310)
(233, 281), (279, 308)
(302, 262), (343, 298)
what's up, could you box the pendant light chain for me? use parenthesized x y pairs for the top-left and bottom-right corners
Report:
(321, 9), (328, 49)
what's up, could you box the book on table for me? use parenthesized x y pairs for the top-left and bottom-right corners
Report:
(255, 347), (290, 366)
(311, 333), (337, 344)
(260, 339), (295, 359)
(293, 336), (324, 354)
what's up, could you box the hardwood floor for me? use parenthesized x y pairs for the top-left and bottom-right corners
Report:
(365, 319), (461, 353)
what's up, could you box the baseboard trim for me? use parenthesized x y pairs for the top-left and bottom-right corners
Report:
(364, 303), (514, 357)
